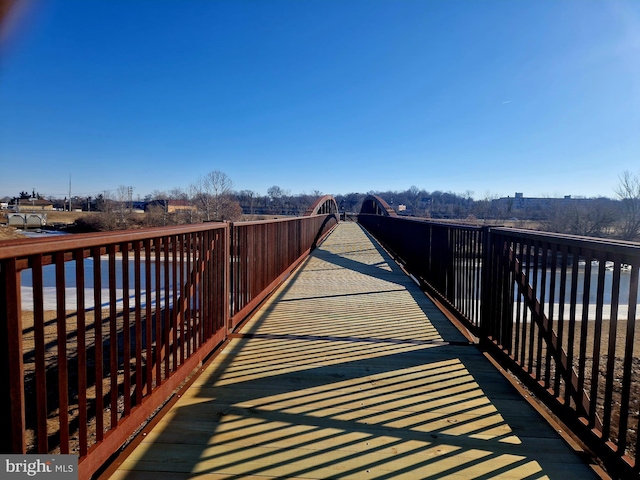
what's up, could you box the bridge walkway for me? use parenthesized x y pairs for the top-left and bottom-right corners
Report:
(109, 223), (600, 479)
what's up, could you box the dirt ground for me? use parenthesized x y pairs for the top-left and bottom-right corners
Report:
(0, 225), (26, 241)
(20, 307), (195, 456)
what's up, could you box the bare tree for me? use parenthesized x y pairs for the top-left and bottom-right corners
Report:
(471, 192), (502, 224)
(267, 185), (283, 214)
(190, 170), (241, 221)
(542, 198), (617, 237)
(149, 190), (168, 200)
(615, 171), (640, 241)
(168, 187), (189, 201)
(115, 185), (132, 225)
(237, 190), (258, 214)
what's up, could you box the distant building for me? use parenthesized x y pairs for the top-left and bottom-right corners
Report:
(492, 192), (589, 218)
(145, 199), (197, 214)
(493, 192), (581, 210)
(15, 198), (54, 212)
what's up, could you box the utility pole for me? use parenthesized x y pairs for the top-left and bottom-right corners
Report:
(68, 175), (72, 211)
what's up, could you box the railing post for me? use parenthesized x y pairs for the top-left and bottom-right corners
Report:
(0, 259), (26, 453)
(223, 224), (230, 336)
(445, 228), (455, 301)
(479, 226), (492, 337)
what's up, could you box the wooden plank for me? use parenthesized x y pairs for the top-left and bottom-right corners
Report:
(117, 441), (589, 479)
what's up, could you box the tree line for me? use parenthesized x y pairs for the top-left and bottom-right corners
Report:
(8, 170), (640, 241)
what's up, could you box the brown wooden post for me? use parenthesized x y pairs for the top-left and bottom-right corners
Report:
(0, 258), (26, 453)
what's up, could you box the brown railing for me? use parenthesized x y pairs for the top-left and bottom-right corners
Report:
(0, 210), (337, 479)
(359, 213), (640, 479)
(229, 214), (338, 330)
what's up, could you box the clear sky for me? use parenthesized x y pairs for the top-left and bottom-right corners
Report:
(1, 0), (639, 200)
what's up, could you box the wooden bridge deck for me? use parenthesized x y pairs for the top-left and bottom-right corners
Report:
(109, 223), (600, 479)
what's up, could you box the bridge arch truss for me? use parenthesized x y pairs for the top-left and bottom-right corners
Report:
(359, 195), (397, 217)
(304, 195), (339, 216)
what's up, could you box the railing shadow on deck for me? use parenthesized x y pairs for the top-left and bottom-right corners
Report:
(108, 223), (597, 479)
(358, 209), (640, 480)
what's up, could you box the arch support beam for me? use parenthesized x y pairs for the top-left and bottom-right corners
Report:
(359, 195), (397, 217)
(304, 195), (339, 216)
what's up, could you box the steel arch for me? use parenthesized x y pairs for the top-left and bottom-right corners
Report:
(359, 195), (397, 217)
(304, 195), (339, 216)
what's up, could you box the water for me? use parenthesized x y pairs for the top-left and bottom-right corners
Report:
(19, 229), (69, 239)
(20, 257), (180, 311)
(526, 263), (637, 307)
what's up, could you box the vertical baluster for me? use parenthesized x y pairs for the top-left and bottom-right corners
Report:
(513, 239), (523, 365)
(589, 254), (606, 428)
(577, 249), (593, 417)
(92, 246), (104, 443)
(74, 249), (88, 457)
(463, 230), (469, 320)
(446, 227), (455, 302)
(206, 229), (212, 338)
(527, 242), (539, 374)
(503, 237), (515, 352)
(602, 254), (621, 441)
(535, 242), (548, 380)
(154, 237), (162, 386)
(565, 248), (580, 408)
(462, 229), (468, 317)
(554, 245), (568, 397)
(134, 242), (143, 406)
(545, 243), (558, 389)
(163, 236), (170, 377)
(185, 233), (192, 358)
(172, 234), (178, 369)
(179, 234), (185, 364)
(55, 252), (69, 452)
(107, 245), (118, 430)
(456, 229), (462, 315)
(32, 255), (47, 453)
(199, 230), (204, 341)
(121, 244), (131, 417)
(474, 229), (482, 327)
(144, 239), (153, 396)
(617, 263), (638, 455)
(468, 229), (474, 320)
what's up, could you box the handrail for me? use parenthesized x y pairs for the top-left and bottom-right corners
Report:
(358, 212), (640, 479)
(0, 199), (338, 479)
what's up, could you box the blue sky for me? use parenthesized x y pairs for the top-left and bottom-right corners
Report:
(1, 0), (639, 200)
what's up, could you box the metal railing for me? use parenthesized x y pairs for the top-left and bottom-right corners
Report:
(359, 213), (640, 479)
(0, 211), (337, 479)
(229, 214), (338, 330)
